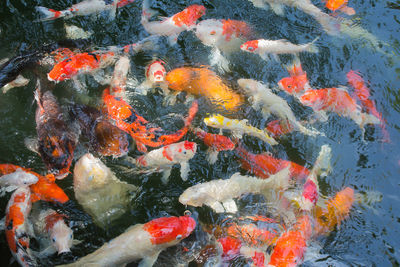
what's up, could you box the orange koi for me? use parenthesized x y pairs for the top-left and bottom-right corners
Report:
(0, 164), (69, 204)
(278, 61), (311, 96)
(227, 223), (278, 248)
(325, 0), (355, 15)
(165, 66), (244, 113)
(235, 146), (310, 180)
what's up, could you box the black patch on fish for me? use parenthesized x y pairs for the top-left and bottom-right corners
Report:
(6, 219), (13, 230)
(104, 0), (114, 5)
(87, 53), (99, 62)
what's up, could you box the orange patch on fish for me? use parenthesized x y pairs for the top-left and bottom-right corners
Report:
(171, 5), (206, 27)
(222, 19), (253, 42)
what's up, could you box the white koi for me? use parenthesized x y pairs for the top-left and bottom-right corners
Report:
(1, 75), (30, 94)
(136, 60), (168, 95)
(0, 168), (38, 195)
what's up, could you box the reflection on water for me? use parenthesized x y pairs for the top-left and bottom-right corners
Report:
(0, 0), (400, 266)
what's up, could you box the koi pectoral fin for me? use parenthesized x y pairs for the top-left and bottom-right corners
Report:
(205, 200), (225, 213)
(138, 251), (161, 267)
(180, 162), (190, 181)
(222, 199), (238, 213)
(161, 169), (172, 184)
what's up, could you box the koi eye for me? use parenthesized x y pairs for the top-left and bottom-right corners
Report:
(88, 175), (94, 181)
(60, 73), (67, 78)
(287, 85), (292, 88)
(52, 237), (56, 243)
(70, 234), (73, 239)
(210, 30), (216, 35)
(176, 235), (182, 240)
(184, 210), (192, 217)
(183, 151), (187, 154)
(248, 46), (254, 51)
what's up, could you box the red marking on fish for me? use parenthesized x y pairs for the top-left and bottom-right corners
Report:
(222, 20), (253, 42)
(240, 40), (259, 51)
(45, 212), (66, 233)
(302, 179), (318, 205)
(266, 120), (294, 137)
(162, 147), (173, 161)
(218, 237), (242, 257)
(252, 251), (266, 267)
(171, 5), (206, 27)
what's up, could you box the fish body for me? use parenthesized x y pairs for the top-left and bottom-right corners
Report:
(35, 81), (78, 179)
(179, 168), (290, 213)
(48, 51), (115, 82)
(240, 38), (318, 60)
(0, 164), (69, 204)
(73, 153), (137, 229)
(235, 146), (310, 180)
(36, 0), (135, 21)
(278, 60), (311, 97)
(204, 114), (277, 146)
(5, 187), (36, 267)
(300, 87), (380, 129)
(109, 56), (130, 97)
(226, 222), (279, 248)
(142, 1), (206, 45)
(0, 168), (38, 194)
(33, 209), (74, 254)
(325, 0), (355, 15)
(58, 215), (196, 267)
(135, 141), (197, 183)
(238, 78), (320, 137)
(193, 127), (235, 164)
(165, 67), (244, 112)
(266, 119), (294, 138)
(194, 19), (254, 71)
(70, 104), (129, 157)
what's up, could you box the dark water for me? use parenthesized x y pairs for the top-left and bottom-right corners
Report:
(0, 0), (400, 266)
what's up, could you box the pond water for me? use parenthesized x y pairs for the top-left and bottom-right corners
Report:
(0, 0), (400, 266)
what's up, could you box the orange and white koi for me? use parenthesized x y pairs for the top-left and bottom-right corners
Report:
(192, 127), (236, 164)
(194, 19), (254, 71)
(204, 114), (278, 146)
(136, 60), (167, 95)
(0, 164), (69, 204)
(266, 119), (294, 138)
(73, 153), (137, 229)
(238, 78), (321, 137)
(346, 70), (389, 141)
(58, 214), (196, 267)
(179, 167), (290, 213)
(235, 145), (310, 180)
(36, 0), (135, 21)
(35, 80), (78, 179)
(5, 187), (36, 267)
(240, 37), (319, 61)
(142, 0), (206, 45)
(268, 214), (312, 267)
(324, 0), (355, 15)
(0, 168), (38, 195)
(134, 141), (197, 183)
(300, 87), (380, 130)
(278, 59), (311, 97)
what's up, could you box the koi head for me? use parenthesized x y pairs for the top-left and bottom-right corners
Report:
(326, 0), (347, 11)
(237, 78), (261, 95)
(143, 214), (196, 245)
(3, 168), (39, 187)
(48, 59), (76, 82)
(204, 114), (225, 128)
(278, 74), (309, 95)
(173, 5), (206, 27)
(166, 141), (197, 162)
(194, 19), (224, 46)
(240, 40), (259, 53)
(146, 60), (166, 83)
(222, 19), (253, 42)
(45, 212), (73, 254)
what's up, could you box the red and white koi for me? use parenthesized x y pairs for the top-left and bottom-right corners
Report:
(194, 19), (254, 72)
(141, 0), (206, 45)
(0, 168), (38, 195)
(136, 60), (167, 95)
(36, 0), (136, 21)
(324, 0), (355, 16)
(238, 78), (321, 137)
(278, 58), (311, 98)
(58, 214), (196, 267)
(179, 167), (290, 213)
(5, 187), (36, 267)
(134, 141), (197, 183)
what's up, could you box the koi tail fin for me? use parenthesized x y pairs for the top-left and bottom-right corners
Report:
(141, 0), (157, 21)
(306, 37), (320, 54)
(314, 13), (341, 36)
(35, 6), (66, 21)
(286, 56), (304, 76)
(210, 48), (230, 73)
(33, 80), (44, 112)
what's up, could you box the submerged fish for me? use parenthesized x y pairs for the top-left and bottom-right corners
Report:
(179, 167), (290, 213)
(136, 60), (167, 95)
(134, 141), (197, 183)
(109, 56), (130, 97)
(58, 214), (196, 267)
(0, 168), (38, 195)
(36, 0), (135, 21)
(5, 187), (37, 267)
(204, 114), (278, 146)
(142, 0), (206, 45)
(1, 74), (30, 94)
(194, 19), (254, 71)
(35, 80), (78, 179)
(238, 78), (321, 137)
(73, 153), (138, 229)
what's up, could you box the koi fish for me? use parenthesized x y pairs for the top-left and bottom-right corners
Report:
(58, 214), (196, 267)
(73, 153), (138, 229)
(36, 0), (135, 21)
(346, 70), (389, 141)
(69, 104), (129, 157)
(226, 222), (279, 248)
(134, 141), (197, 183)
(241, 37), (319, 61)
(35, 80), (78, 179)
(268, 214), (312, 267)
(218, 236), (242, 259)
(47, 50), (116, 82)
(235, 145), (310, 180)
(325, 0), (355, 15)
(0, 164), (69, 204)
(300, 87), (380, 130)
(0, 168), (38, 195)
(65, 24), (93, 40)
(238, 78), (321, 137)
(32, 209), (77, 255)
(194, 19), (254, 71)
(179, 167), (290, 213)
(247, 0), (340, 35)
(165, 67), (244, 113)
(204, 114), (278, 146)
(142, 0), (206, 45)
(266, 119), (294, 138)
(5, 187), (37, 267)
(192, 127), (236, 164)
(278, 59), (311, 97)
(109, 56), (130, 97)
(1, 74), (30, 93)
(314, 187), (354, 236)
(136, 60), (167, 95)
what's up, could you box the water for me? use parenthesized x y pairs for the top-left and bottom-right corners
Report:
(0, 0), (400, 266)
